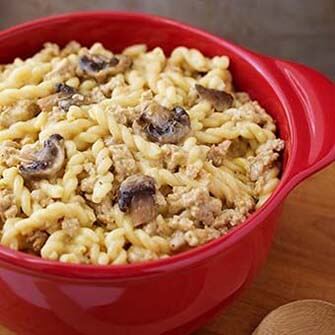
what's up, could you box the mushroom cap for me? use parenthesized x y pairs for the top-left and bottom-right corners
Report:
(55, 83), (88, 112)
(19, 134), (65, 179)
(118, 175), (157, 226)
(55, 83), (77, 95)
(79, 54), (132, 82)
(37, 83), (86, 112)
(79, 54), (111, 73)
(195, 84), (234, 111)
(138, 103), (191, 144)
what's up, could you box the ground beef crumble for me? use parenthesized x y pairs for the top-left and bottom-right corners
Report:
(61, 218), (80, 237)
(161, 145), (187, 171)
(0, 189), (17, 223)
(167, 186), (222, 225)
(108, 144), (137, 182)
(25, 230), (49, 254)
(207, 140), (231, 166)
(0, 141), (21, 167)
(89, 195), (117, 229)
(248, 139), (285, 181)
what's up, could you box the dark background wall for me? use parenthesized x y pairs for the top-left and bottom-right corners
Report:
(0, 0), (334, 79)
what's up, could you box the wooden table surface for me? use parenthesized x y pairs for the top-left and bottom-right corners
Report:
(0, 164), (334, 335)
(196, 163), (335, 335)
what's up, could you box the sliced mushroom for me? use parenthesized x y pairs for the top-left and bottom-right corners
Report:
(195, 84), (234, 111)
(37, 83), (89, 112)
(19, 134), (65, 179)
(137, 103), (191, 144)
(78, 54), (132, 82)
(118, 175), (157, 226)
(55, 83), (77, 95)
(79, 54), (111, 73)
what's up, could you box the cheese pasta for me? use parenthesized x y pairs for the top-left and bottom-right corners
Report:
(0, 42), (284, 264)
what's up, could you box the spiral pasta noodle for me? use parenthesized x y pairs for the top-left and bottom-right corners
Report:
(0, 63), (52, 91)
(255, 166), (281, 208)
(0, 112), (48, 141)
(1, 202), (95, 247)
(62, 152), (86, 201)
(91, 139), (114, 203)
(1, 167), (32, 216)
(0, 81), (56, 105)
(195, 121), (275, 144)
(41, 228), (105, 264)
(105, 228), (127, 264)
(111, 207), (170, 255)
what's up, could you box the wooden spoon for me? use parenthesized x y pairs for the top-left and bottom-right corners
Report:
(253, 299), (335, 335)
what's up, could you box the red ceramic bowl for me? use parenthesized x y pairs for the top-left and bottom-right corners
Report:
(0, 11), (334, 335)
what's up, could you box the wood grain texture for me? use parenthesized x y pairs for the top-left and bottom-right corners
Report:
(196, 163), (335, 335)
(252, 300), (335, 335)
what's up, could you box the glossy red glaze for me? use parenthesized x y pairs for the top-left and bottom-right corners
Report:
(0, 12), (334, 335)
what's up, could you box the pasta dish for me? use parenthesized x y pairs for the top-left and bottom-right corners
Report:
(0, 42), (284, 264)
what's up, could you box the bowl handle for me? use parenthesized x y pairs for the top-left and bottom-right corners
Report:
(274, 59), (335, 184)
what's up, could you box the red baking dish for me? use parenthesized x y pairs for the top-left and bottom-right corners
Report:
(0, 11), (334, 335)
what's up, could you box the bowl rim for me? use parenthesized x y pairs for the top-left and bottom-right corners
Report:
(0, 10), (299, 279)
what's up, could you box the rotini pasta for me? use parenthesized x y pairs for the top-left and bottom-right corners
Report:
(1, 167), (32, 216)
(0, 80), (56, 105)
(0, 63), (52, 91)
(91, 139), (114, 203)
